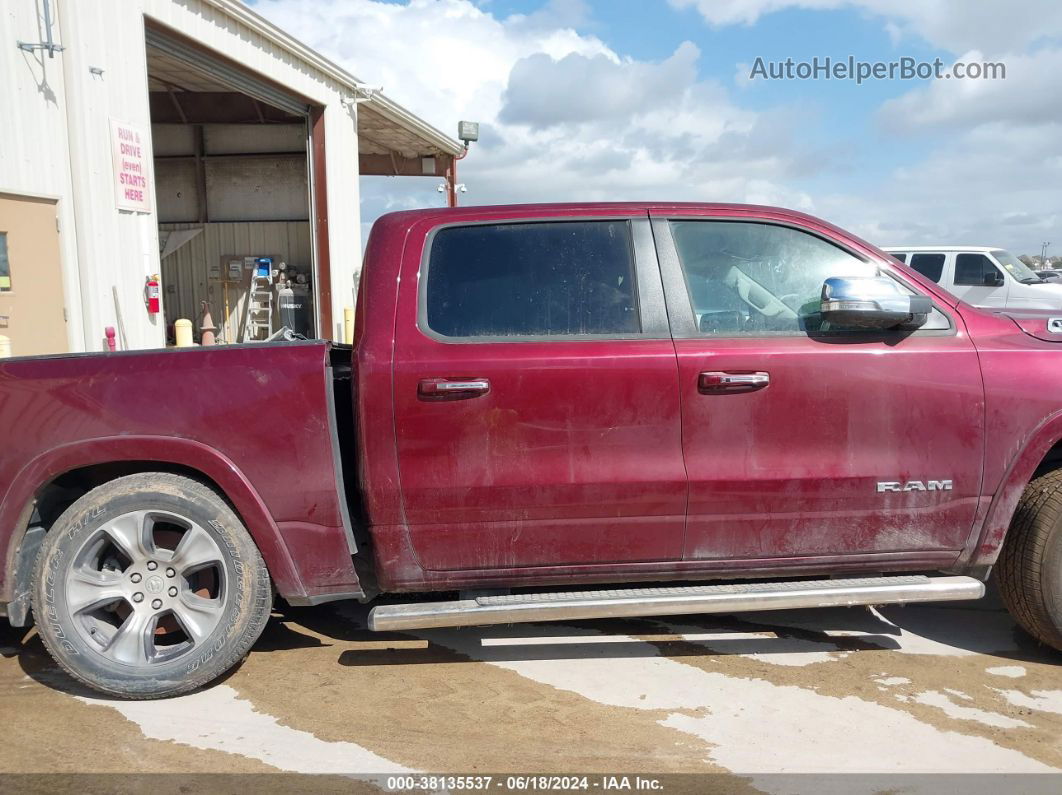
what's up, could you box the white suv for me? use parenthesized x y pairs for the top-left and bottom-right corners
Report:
(882, 246), (1062, 310)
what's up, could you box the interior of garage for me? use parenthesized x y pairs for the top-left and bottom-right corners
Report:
(145, 26), (459, 346)
(147, 31), (317, 344)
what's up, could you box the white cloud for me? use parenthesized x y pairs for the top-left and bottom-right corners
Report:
(255, 0), (819, 213)
(668, 0), (1062, 53)
(254, 0), (613, 129)
(668, 0), (845, 28)
(880, 48), (1062, 132)
(505, 0), (593, 32)
(817, 120), (1062, 247)
(255, 0), (1062, 256)
(500, 42), (700, 126)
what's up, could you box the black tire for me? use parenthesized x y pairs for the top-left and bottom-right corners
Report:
(32, 473), (272, 699)
(998, 469), (1062, 651)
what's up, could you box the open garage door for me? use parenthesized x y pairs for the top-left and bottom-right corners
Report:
(145, 28), (309, 117)
(146, 25), (327, 343)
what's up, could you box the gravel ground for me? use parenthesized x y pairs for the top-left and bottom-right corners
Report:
(2, 584), (1062, 793)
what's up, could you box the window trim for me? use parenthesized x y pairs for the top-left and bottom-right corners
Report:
(415, 216), (671, 344)
(652, 217), (956, 339)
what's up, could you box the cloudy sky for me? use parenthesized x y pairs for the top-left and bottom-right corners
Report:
(252, 0), (1062, 256)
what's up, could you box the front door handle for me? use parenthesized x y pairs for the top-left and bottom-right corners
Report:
(698, 371), (770, 394)
(418, 377), (491, 400)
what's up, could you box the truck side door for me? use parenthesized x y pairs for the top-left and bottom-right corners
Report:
(651, 211), (985, 566)
(953, 252), (1009, 308)
(391, 214), (687, 572)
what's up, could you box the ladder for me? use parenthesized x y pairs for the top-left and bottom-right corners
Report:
(241, 272), (274, 342)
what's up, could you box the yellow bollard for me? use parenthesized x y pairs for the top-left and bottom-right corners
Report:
(174, 318), (194, 347)
(0, 335), (10, 358)
(343, 306), (355, 345)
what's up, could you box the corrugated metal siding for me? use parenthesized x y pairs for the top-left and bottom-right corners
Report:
(0, 1), (84, 351)
(0, 5), (70, 197)
(54, 0), (168, 352)
(159, 221), (312, 341)
(153, 123), (310, 224)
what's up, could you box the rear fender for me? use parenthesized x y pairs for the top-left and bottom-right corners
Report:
(0, 435), (307, 602)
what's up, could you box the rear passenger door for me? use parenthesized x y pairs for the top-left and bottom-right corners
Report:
(391, 214), (687, 572)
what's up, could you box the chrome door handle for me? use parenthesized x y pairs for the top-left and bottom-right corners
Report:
(698, 371), (770, 394)
(418, 377), (491, 400)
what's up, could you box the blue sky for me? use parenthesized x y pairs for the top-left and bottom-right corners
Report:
(253, 0), (1062, 257)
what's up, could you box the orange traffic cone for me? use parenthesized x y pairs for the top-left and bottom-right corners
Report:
(200, 301), (218, 346)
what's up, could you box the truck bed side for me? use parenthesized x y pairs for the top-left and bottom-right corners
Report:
(0, 341), (361, 607)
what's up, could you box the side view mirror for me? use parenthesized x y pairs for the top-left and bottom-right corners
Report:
(984, 271), (1005, 287)
(820, 276), (932, 330)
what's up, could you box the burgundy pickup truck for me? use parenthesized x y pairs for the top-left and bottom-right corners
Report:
(3, 202), (1062, 698)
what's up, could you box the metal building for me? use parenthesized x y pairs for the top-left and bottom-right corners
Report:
(1, 0), (462, 356)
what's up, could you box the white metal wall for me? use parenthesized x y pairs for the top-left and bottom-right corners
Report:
(2, 0), (363, 351)
(0, 1), (84, 352)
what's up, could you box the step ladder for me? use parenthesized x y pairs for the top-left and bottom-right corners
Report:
(368, 574), (985, 631)
(241, 272), (274, 342)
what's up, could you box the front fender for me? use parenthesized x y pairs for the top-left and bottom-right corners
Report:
(963, 410), (1062, 570)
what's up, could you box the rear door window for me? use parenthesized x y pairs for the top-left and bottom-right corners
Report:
(424, 221), (640, 338)
(909, 253), (945, 283)
(890, 252), (907, 263)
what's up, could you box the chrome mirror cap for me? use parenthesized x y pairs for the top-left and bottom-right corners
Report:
(820, 276), (932, 330)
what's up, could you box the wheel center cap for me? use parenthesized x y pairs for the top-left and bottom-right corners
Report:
(145, 575), (165, 595)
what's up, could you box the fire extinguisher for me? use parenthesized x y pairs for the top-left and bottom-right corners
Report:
(145, 274), (161, 315)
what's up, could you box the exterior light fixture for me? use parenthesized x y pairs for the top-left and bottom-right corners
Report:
(458, 121), (480, 146)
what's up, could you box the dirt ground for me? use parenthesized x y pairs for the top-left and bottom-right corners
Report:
(2, 585), (1062, 793)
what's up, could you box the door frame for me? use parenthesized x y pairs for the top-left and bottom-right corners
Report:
(649, 213), (959, 339)
(0, 192), (68, 357)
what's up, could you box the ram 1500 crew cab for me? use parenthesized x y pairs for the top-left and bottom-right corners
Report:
(2, 203), (1062, 698)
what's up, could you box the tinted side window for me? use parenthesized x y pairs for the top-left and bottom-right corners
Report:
(891, 252), (907, 263)
(955, 253), (1000, 286)
(669, 221), (877, 335)
(909, 253), (945, 283)
(425, 221), (640, 338)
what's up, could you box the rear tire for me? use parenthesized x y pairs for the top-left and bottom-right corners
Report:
(997, 469), (1062, 651)
(32, 473), (272, 699)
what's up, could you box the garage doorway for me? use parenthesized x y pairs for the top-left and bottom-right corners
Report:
(0, 194), (67, 357)
(146, 25), (328, 344)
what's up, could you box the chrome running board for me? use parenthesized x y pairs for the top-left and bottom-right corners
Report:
(368, 575), (985, 632)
